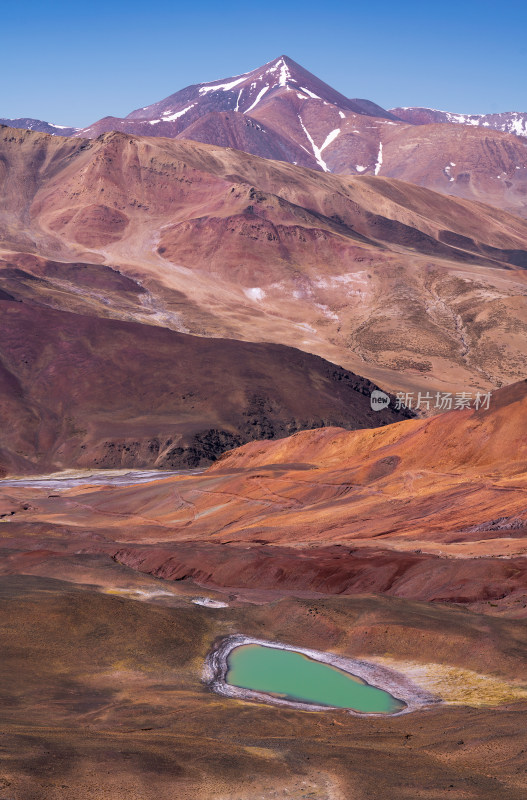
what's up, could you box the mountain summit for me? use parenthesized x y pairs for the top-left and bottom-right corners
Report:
(75, 54), (400, 163)
(123, 55), (396, 123)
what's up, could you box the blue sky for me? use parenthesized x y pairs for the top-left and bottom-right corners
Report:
(2, 0), (526, 127)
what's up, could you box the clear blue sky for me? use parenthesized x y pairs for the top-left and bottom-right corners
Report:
(2, 0), (526, 127)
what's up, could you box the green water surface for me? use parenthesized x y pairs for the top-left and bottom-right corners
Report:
(226, 644), (405, 713)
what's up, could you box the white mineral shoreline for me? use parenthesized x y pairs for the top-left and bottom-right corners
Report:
(0, 468), (203, 489)
(203, 634), (441, 717)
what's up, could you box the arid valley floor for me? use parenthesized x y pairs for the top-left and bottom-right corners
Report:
(2, 382), (527, 799)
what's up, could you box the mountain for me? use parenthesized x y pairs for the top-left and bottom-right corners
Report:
(0, 117), (79, 136)
(69, 56), (527, 214)
(1, 125), (527, 399)
(391, 107), (527, 138)
(77, 55), (398, 141)
(72, 56), (401, 174)
(0, 289), (410, 475)
(3, 57), (527, 215)
(125, 54), (401, 121)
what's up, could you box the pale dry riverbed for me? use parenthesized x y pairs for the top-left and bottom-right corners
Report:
(0, 468), (202, 489)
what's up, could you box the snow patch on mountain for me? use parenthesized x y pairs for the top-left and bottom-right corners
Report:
(199, 77), (245, 95)
(374, 142), (383, 175)
(160, 104), (196, 122)
(279, 59), (292, 86)
(446, 112), (481, 126)
(508, 114), (527, 136)
(245, 86), (270, 113)
(298, 115), (329, 172)
(266, 57), (293, 87)
(300, 86), (321, 100)
(320, 129), (340, 152)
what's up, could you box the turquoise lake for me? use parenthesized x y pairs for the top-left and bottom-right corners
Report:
(226, 644), (405, 713)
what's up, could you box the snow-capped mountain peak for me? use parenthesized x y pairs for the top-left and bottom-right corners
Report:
(192, 56), (298, 111)
(0, 117), (79, 136)
(264, 56), (294, 87)
(391, 106), (527, 138)
(123, 55), (371, 125)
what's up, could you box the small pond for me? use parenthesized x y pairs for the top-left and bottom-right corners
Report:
(226, 644), (405, 713)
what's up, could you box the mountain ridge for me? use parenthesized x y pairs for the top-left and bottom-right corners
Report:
(2, 56), (526, 216)
(1, 124), (527, 398)
(0, 116), (79, 136)
(391, 107), (527, 138)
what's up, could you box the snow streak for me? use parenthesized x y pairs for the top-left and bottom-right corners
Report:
(245, 86), (270, 113)
(374, 142), (383, 175)
(298, 119), (339, 172)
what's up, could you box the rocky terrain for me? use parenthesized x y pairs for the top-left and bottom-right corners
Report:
(1, 126), (527, 404)
(1, 381), (527, 798)
(3, 379), (525, 612)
